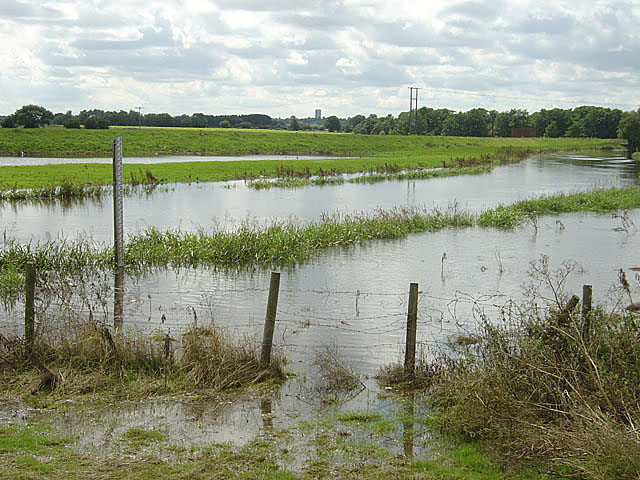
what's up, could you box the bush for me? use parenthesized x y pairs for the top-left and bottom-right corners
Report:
(423, 297), (640, 478)
(84, 116), (109, 129)
(1, 115), (16, 128)
(62, 117), (81, 129)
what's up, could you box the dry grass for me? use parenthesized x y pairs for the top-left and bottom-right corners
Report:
(0, 319), (284, 399)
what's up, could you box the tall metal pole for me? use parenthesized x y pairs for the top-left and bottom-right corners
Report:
(113, 136), (125, 328)
(408, 87), (421, 135)
(135, 106), (144, 128)
(112, 137), (124, 269)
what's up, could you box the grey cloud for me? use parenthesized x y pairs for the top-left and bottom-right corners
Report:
(439, 1), (504, 21)
(0, 0), (65, 20)
(72, 27), (175, 51)
(515, 15), (574, 35)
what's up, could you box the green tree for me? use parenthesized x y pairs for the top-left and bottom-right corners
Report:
(288, 116), (300, 131)
(12, 104), (53, 128)
(618, 111), (640, 159)
(1, 115), (16, 128)
(345, 115), (365, 132)
(191, 113), (208, 128)
(219, 120), (231, 128)
(544, 120), (561, 138)
(324, 115), (342, 132)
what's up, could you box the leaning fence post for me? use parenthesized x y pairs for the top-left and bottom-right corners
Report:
(404, 282), (419, 376)
(582, 284), (593, 340)
(24, 262), (36, 346)
(260, 272), (281, 365)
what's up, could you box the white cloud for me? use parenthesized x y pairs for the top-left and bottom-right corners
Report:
(1, 0), (639, 117)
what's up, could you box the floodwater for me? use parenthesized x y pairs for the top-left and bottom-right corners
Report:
(1, 151), (639, 244)
(0, 154), (350, 166)
(1, 150), (639, 458)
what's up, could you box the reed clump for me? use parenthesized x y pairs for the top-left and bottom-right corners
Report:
(182, 327), (282, 390)
(0, 320), (283, 398)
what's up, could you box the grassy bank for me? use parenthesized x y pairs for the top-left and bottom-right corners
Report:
(0, 187), (638, 278)
(0, 128), (617, 190)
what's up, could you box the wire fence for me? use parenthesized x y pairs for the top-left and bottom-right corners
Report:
(1, 266), (539, 373)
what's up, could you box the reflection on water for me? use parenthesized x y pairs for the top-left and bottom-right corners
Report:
(0, 154), (350, 166)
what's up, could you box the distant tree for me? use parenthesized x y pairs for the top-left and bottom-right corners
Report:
(345, 115), (365, 132)
(191, 113), (208, 128)
(1, 115), (16, 128)
(12, 104), (53, 128)
(84, 116), (109, 129)
(62, 117), (81, 129)
(239, 121), (251, 129)
(325, 115), (342, 132)
(564, 120), (585, 138)
(544, 120), (561, 138)
(494, 109), (528, 137)
(219, 120), (231, 128)
(618, 111), (640, 159)
(288, 116), (300, 131)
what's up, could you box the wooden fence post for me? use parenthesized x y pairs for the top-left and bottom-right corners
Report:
(260, 272), (281, 365)
(582, 284), (593, 340)
(404, 282), (418, 376)
(24, 262), (36, 346)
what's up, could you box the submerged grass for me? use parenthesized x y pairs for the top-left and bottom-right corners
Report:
(0, 418), (561, 479)
(0, 187), (638, 281)
(249, 165), (492, 190)
(478, 186), (640, 228)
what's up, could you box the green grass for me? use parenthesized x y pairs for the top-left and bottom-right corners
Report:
(0, 127), (617, 190)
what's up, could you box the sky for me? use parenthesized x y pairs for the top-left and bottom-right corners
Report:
(1, 0), (639, 118)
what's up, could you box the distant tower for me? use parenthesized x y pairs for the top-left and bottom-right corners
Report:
(315, 109), (322, 120)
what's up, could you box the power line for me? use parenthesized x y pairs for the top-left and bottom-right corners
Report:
(135, 106), (145, 128)
(421, 87), (639, 109)
(408, 87), (421, 135)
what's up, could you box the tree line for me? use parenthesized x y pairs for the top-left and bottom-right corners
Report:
(352, 106), (628, 139)
(2, 104), (639, 157)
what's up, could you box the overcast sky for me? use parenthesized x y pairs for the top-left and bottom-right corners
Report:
(1, 0), (639, 118)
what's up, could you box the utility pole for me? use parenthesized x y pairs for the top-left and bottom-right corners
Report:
(135, 106), (144, 128)
(408, 87), (420, 135)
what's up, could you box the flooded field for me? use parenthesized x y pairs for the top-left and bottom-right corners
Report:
(1, 150), (639, 460)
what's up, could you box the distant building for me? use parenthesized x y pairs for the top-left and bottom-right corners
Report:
(511, 128), (537, 138)
(315, 109), (321, 120)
